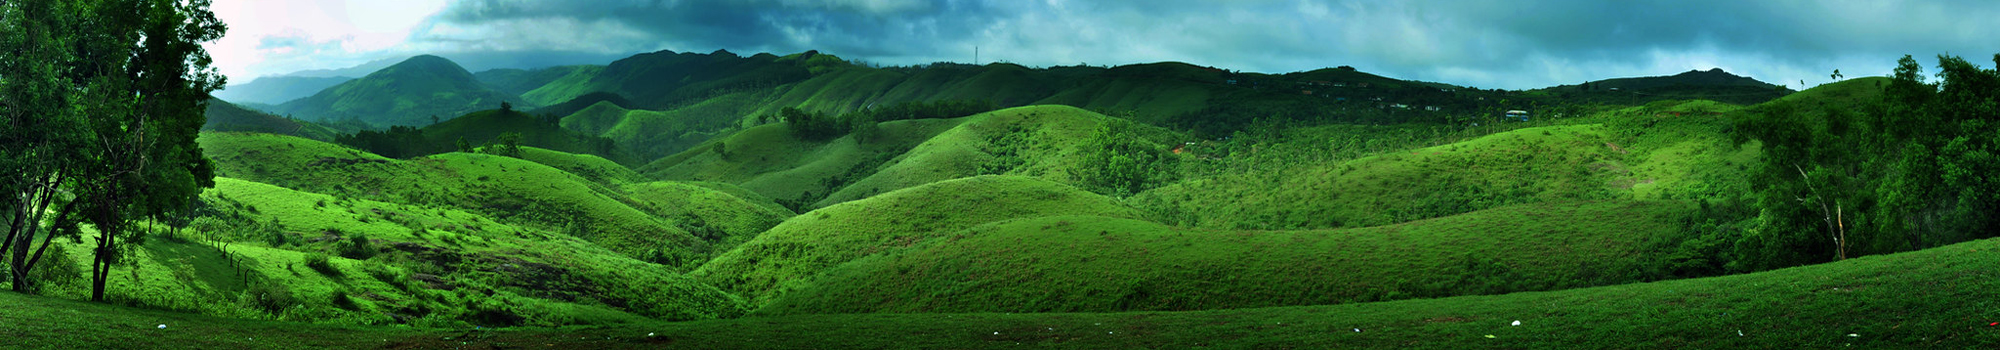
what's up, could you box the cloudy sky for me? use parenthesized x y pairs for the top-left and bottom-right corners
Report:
(207, 0), (2000, 90)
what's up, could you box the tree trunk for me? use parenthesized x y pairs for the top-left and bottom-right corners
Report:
(7, 203), (24, 292)
(90, 223), (114, 302)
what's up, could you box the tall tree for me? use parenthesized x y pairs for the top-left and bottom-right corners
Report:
(0, 0), (224, 299)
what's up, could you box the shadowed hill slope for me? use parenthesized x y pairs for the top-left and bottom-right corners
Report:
(202, 98), (340, 141)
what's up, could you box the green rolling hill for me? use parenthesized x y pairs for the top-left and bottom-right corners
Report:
(1538, 68), (1793, 105)
(273, 55), (532, 127)
(474, 65), (600, 96)
(9, 234), (1996, 348)
(19, 41), (2000, 350)
(201, 98), (340, 141)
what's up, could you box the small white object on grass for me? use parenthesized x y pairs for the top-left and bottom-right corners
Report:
(1353, 328), (1361, 333)
(647, 333), (655, 337)
(1736, 330), (1743, 337)
(1511, 320), (1521, 326)
(157, 324), (167, 329)
(1848, 333), (1859, 337)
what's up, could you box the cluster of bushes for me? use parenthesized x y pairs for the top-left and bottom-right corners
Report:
(1073, 119), (1180, 197)
(1720, 53), (2000, 271)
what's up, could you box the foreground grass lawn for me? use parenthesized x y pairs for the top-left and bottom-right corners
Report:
(6, 237), (1998, 349)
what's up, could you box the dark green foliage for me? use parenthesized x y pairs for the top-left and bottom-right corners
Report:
(333, 126), (429, 158)
(201, 98), (340, 141)
(1075, 120), (1179, 196)
(304, 253), (338, 276)
(779, 107), (846, 140)
(1, 0), (226, 300)
(1544, 68), (1793, 106)
(488, 132), (524, 157)
(334, 108), (625, 162)
(339, 233), (377, 260)
(1733, 53), (2000, 270)
(240, 278), (299, 315)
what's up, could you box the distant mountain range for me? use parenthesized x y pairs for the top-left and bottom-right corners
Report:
(212, 76), (354, 105)
(267, 55), (531, 127)
(213, 50), (1792, 160)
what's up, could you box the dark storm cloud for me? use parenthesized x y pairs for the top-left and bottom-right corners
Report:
(409, 0), (2000, 89)
(420, 0), (1006, 61)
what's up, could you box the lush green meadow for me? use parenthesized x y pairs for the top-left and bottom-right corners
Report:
(5, 236), (1995, 349)
(10, 44), (2000, 350)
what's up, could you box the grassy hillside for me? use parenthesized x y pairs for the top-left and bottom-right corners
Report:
(196, 132), (772, 268)
(527, 91), (637, 118)
(556, 93), (764, 161)
(420, 108), (630, 163)
(15, 175), (747, 330)
(9, 236), (1995, 349)
(1132, 99), (1758, 230)
(689, 175), (1149, 304)
(757, 200), (1691, 315)
(518, 65), (608, 106)
(275, 55), (532, 127)
(816, 105), (1177, 207)
(474, 65), (598, 96)
(521, 49), (813, 109)
(640, 105), (1179, 210)
(201, 98), (340, 141)
(639, 117), (963, 208)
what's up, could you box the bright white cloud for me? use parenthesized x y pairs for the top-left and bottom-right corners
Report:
(206, 0), (448, 83)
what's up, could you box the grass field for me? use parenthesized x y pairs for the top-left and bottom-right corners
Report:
(755, 200), (1691, 315)
(690, 175), (1148, 305)
(6, 236), (1994, 349)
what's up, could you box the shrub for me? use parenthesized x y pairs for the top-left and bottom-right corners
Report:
(304, 253), (339, 276)
(241, 279), (300, 315)
(340, 233), (378, 260)
(331, 289), (359, 310)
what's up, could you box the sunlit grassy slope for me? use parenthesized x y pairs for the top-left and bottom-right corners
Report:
(1132, 99), (1760, 230)
(196, 132), (785, 268)
(641, 105), (1179, 210)
(21, 132), (827, 328)
(689, 175), (1149, 304)
(756, 200), (1689, 315)
(9, 237), (1995, 349)
(21, 176), (747, 330)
